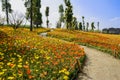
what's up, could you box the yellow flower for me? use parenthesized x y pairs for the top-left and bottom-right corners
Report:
(59, 68), (67, 73)
(0, 72), (4, 75)
(64, 71), (70, 75)
(11, 64), (16, 68)
(2, 69), (7, 72)
(36, 70), (38, 72)
(18, 58), (22, 62)
(14, 53), (16, 55)
(8, 76), (14, 80)
(17, 55), (21, 58)
(13, 73), (17, 77)
(0, 62), (4, 65)
(35, 56), (39, 59)
(63, 76), (69, 80)
(18, 64), (22, 68)
(26, 61), (29, 64)
(46, 56), (50, 60)
(0, 66), (3, 69)
(18, 73), (23, 77)
(7, 62), (11, 66)
(0, 52), (4, 55)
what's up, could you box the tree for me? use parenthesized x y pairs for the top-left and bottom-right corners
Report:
(82, 16), (85, 31)
(58, 4), (64, 28)
(1, 0), (13, 25)
(45, 6), (49, 28)
(78, 22), (82, 30)
(33, 0), (42, 28)
(64, 0), (73, 29)
(24, 0), (42, 30)
(91, 22), (95, 31)
(30, 0), (33, 31)
(97, 22), (99, 31)
(56, 21), (61, 28)
(9, 12), (25, 30)
(72, 17), (78, 30)
(86, 22), (89, 31)
(24, 0), (33, 31)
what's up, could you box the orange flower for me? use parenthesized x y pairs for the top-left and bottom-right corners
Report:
(27, 69), (31, 75)
(28, 75), (34, 79)
(23, 65), (29, 69)
(9, 63), (14, 67)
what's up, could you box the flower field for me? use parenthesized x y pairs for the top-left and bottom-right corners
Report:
(0, 27), (85, 80)
(48, 29), (120, 58)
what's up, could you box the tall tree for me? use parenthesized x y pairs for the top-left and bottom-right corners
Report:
(33, 0), (42, 28)
(97, 22), (99, 31)
(79, 22), (82, 30)
(64, 0), (73, 29)
(45, 6), (49, 28)
(24, 0), (42, 30)
(1, 0), (12, 25)
(72, 17), (78, 30)
(58, 4), (64, 28)
(30, 0), (33, 31)
(86, 22), (89, 31)
(91, 22), (95, 31)
(82, 16), (85, 31)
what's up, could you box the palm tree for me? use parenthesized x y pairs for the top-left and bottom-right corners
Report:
(45, 6), (49, 28)
(1, 0), (12, 25)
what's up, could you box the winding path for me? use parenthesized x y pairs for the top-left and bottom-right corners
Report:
(77, 46), (120, 80)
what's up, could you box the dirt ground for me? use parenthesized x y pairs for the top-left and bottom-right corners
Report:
(77, 46), (120, 80)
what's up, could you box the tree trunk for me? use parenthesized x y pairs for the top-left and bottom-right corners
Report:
(47, 17), (48, 28)
(36, 24), (38, 28)
(5, 0), (9, 25)
(30, 0), (33, 31)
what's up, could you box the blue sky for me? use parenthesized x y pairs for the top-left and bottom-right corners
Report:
(72, 0), (120, 29)
(0, 0), (120, 29)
